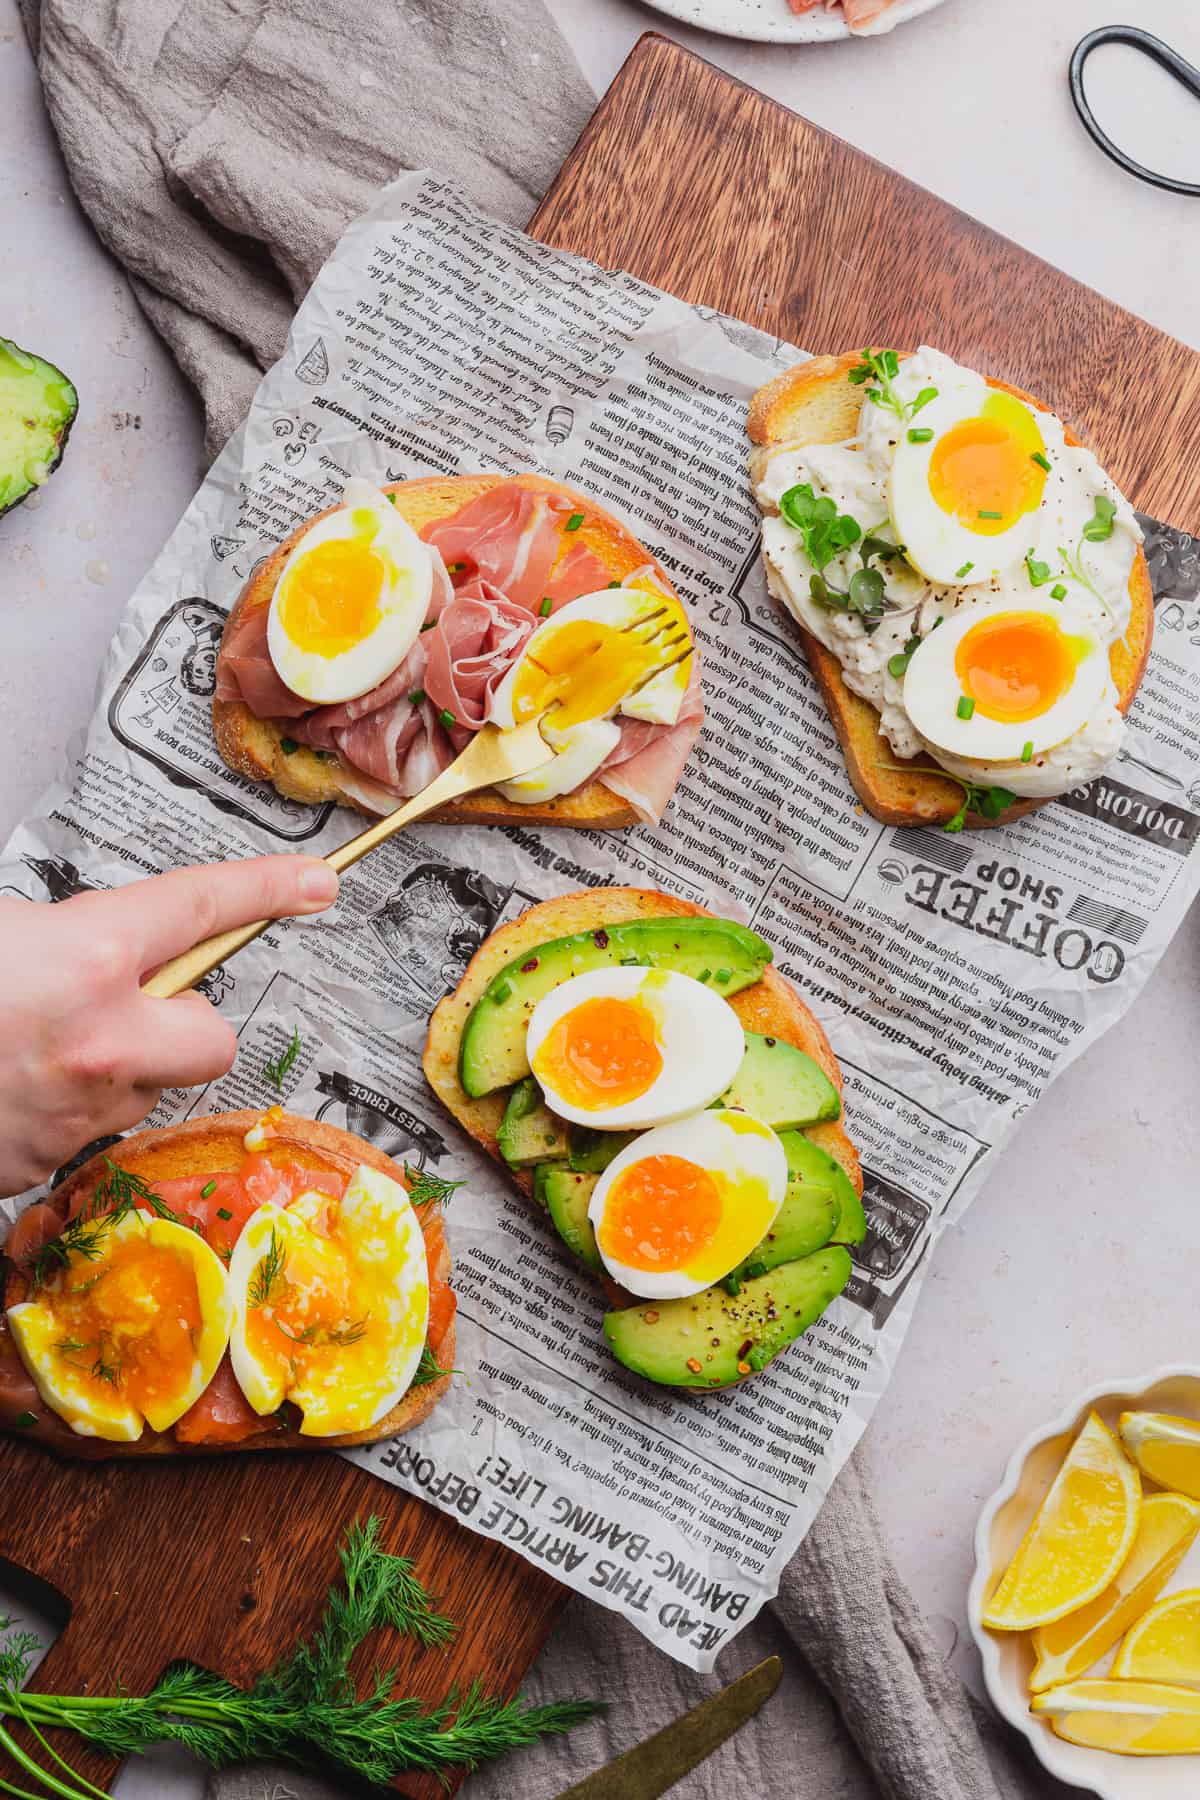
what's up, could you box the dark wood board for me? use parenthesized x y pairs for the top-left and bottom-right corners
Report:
(531, 33), (1200, 531)
(7, 27), (1200, 1800)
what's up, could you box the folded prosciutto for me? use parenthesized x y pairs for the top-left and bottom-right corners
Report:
(215, 481), (703, 824)
(786, 0), (898, 24)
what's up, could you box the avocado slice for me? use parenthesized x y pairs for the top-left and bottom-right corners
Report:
(604, 1248), (851, 1388)
(533, 1163), (601, 1270)
(780, 1130), (866, 1246)
(497, 1078), (569, 1167)
(719, 1031), (841, 1128)
(0, 338), (78, 518)
(722, 1179), (839, 1292)
(460, 916), (771, 1097)
(567, 1125), (636, 1173)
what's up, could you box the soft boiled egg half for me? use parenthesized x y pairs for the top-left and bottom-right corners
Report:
(227, 1163), (428, 1437)
(7, 1210), (232, 1442)
(890, 383), (1051, 586)
(267, 477), (433, 704)
(527, 967), (744, 1131)
(903, 592), (1109, 761)
(589, 1109), (787, 1300)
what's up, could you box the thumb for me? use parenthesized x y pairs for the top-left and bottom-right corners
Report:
(82, 857), (339, 974)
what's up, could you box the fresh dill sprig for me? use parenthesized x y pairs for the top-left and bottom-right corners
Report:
(93, 1158), (176, 1221)
(26, 1160), (179, 1292)
(29, 1213), (114, 1293)
(248, 1231), (286, 1309)
(263, 1026), (302, 1093)
(411, 1345), (454, 1387)
(403, 1165), (465, 1209)
(277, 1316), (369, 1350)
(0, 1520), (599, 1791)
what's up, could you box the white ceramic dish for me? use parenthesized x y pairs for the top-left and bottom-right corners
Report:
(639, 0), (948, 45)
(969, 1367), (1200, 1799)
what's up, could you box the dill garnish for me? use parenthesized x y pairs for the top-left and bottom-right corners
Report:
(249, 1230), (286, 1309)
(403, 1166), (464, 1209)
(410, 1345), (453, 1387)
(277, 1316), (369, 1350)
(263, 1026), (302, 1092)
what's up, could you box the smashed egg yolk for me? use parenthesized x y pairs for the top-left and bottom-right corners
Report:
(955, 612), (1080, 724)
(599, 1155), (722, 1272)
(533, 994), (663, 1110)
(245, 1227), (362, 1372)
(47, 1238), (203, 1415)
(277, 531), (386, 658)
(512, 619), (657, 730)
(928, 392), (1047, 535)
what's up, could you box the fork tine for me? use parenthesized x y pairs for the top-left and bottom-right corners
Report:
(620, 606), (667, 634)
(627, 644), (693, 696)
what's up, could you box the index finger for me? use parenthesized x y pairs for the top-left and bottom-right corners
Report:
(72, 857), (340, 975)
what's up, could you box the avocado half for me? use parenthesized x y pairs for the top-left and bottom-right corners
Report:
(0, 337), (78, 519)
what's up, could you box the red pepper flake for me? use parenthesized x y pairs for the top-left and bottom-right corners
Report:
(521, 958), (539, 973)
(737, 1339), (753, 1359)
(737, 1360), (751, 1377)
(593, 929), (609, 949)
(686, 1357), (702, 1374)
(642, 1310), (660, 1324)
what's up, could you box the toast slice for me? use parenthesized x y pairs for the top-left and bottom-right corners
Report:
(748, 353), (1155, 829)
(0, 1111), (453, 1461)
(423, 884), (861, 1262)
(214, 472), (684, 829)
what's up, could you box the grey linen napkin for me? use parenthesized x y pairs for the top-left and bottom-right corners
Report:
(18, 5), (1081, 1795)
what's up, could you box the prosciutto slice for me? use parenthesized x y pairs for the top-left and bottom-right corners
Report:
(543, 541), (611, 606)
(214, 600), (309, 718)
(599, 655), (705, 826)
(422, 485), (576, 612)
(422, 580), (536, 729)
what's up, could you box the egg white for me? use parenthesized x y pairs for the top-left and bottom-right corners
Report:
(6, 1211), (232, 1441)
(488, 586), (691, 732)
(227, 1164), (429, 1438)
(494, 716), (621, 804)
(526, 967), (744, 1131)
(267, 478), (433, 704)
(588, 1109), (787, 1300)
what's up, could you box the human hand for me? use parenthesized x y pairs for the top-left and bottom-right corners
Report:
(0, 856), (339, 1197)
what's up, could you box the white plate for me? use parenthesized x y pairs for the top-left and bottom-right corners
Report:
(639, 0), (949, 45)
(969, 1367), (1200, 1799)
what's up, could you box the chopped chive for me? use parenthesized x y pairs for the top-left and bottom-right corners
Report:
(539, 598), (552, 617)
(954, 562), (974, 579)
(200, 1179), (217, 1199)
(1021, 741), (1034, 763)
(439, 708), (456, 730)
(957, 696), (975, 720)
(492, 980), (512, 1004)
(13, 1409), (37, 1428)
(1026, 552), (1052, 587)
(606, 579), (621, 589)
(934, 615), (944, 628)
(420, 619), (436, 632)
(216, 1206), (233, 1221)
(387, 492), (399, 507)
(906, 427), (934, 444)
(447, 560), (466, 573)
(1051, 582), (1067, 600)
(279, 737), (299, 755)
(1031, 451), (1052, 472)
(619, 954), (641, 965)
(565, 512), (585, 532)
(698, 967), (712, 983)
(978, 510), (1002, 521)
(314, 749), (337, 762)
(715, 968), (732, 984)
(408, 688), (426, 706)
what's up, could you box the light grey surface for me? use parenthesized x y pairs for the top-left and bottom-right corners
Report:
(2, 0), (1199, 1794)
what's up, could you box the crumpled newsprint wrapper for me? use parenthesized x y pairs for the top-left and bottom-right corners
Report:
(4, 173), (1200, 1671)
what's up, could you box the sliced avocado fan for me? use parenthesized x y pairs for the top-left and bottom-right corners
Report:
(0, 338), (78, 518)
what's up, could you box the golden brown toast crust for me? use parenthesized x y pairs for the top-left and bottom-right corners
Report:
(213, 472), (683, 829)
(1, 1111), (453, 1461)
(749, 353), (1155, 829)
(422, 888), (862, 1346)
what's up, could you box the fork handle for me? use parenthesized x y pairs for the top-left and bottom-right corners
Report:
(140, 759), (468, 999)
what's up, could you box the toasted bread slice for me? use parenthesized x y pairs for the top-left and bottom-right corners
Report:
(748, 353), (1155, 829)
(0, 1111), (453, 1461)
(214, 472), (683, 829)
(423, 887), (861, 1311)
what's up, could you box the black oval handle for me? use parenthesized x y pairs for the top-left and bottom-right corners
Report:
(1069, 24), (1200, 197)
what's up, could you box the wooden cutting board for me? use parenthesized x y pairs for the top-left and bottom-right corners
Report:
(6, 29), (1200, 1800)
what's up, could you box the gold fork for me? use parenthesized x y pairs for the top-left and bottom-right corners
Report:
(141, 715), (552, 998)
(620, 606), (693, 695)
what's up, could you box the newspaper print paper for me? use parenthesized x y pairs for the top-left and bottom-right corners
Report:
(4, 174), (1200, 1670)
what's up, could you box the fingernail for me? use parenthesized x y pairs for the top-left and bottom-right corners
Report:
(298, 864), (339, 908)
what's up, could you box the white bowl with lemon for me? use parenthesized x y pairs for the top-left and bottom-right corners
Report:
(970, 1369), (1200, 1796)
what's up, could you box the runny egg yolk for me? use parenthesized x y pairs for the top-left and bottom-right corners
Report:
(277, 517), (387, 658)
(245, 1229), (359, 1373)
(533, 994), (663, 1110)
(512, 619), (657, 730)
(598, 1154), (722, 1272)
(46, 1238), (202, 1415)
(928, 392), (1047, 536)
(954, 612), (1081, 724)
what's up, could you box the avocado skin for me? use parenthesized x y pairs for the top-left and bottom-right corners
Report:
(603, 1248), (852, 1388)
(498, 1078), (569, 1167)
(0, 338), (78, 519)
(534, 1163), (601, 1270)
(722, 1178), (838, 1291)
(781, 1131), (866, 1246)
(459, 916), (771, 1097)
(719, 1031), (841, 1127)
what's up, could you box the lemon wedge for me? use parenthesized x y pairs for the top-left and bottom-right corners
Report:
(1121, 1412), (1200, 1500)
(1031, 1679), (1200, 1754)
(1030, 1492), (1200, 1690)
(1113, 1586), (1200, 1685)
(984, 1412), (1141, 1631)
